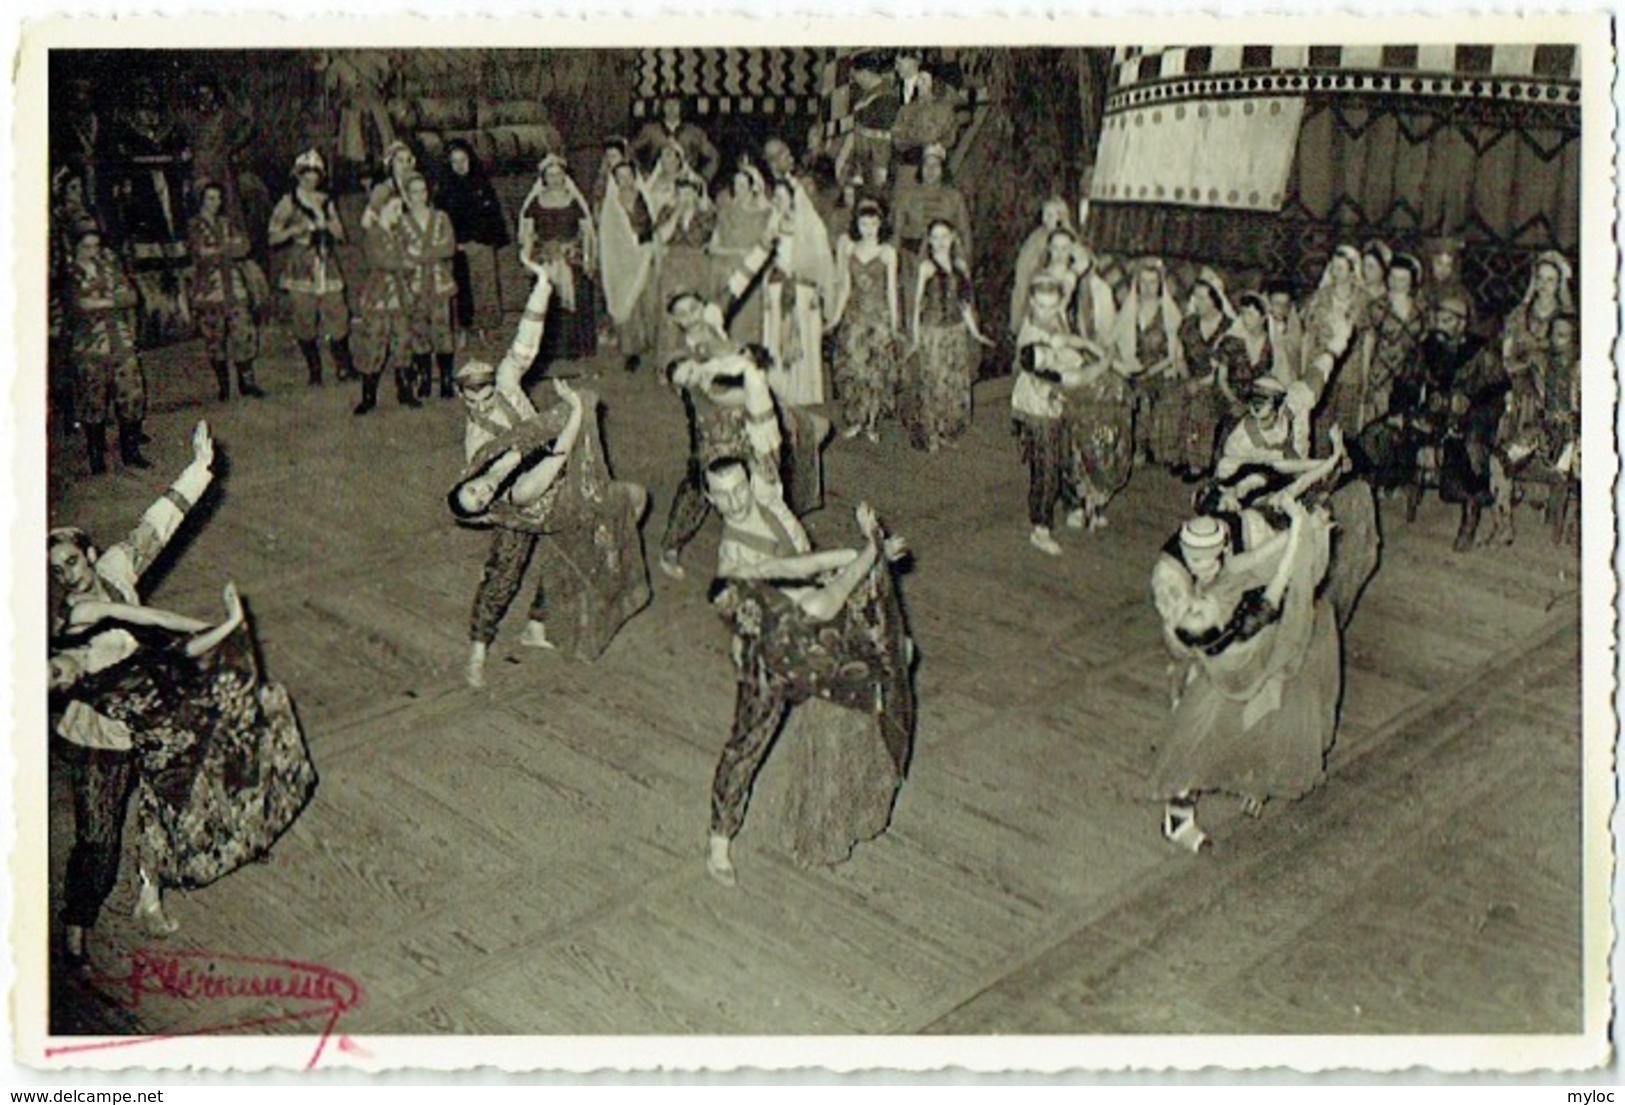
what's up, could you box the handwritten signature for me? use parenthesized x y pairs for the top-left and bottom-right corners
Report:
(47, 949), (366, 1070)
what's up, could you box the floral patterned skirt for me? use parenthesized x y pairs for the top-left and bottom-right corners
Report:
(1069, 376), (1135, 505)
(1171, 379), (1225, 472)
(834, 321), (901, 431)
(714, 557), (916, 861)
(131, 625), (317, 891)
(900, 324), (974, 452)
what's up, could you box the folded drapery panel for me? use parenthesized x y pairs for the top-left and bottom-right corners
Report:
(1290, 99), (1580, 249)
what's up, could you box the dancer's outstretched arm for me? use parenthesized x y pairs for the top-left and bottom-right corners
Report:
(100, 420), (215, 592)
(494, 254), (555, 391)
(184, 583), (246, 657)
(65, 581), (245, 657)
(66, 601), (210, 636)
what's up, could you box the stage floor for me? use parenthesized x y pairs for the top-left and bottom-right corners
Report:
(43, 329), (1584, 1041)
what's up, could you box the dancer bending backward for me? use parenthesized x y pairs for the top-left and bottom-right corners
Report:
(700, 359), (911, 884)
(657, 227), (831, 580)
(48, 422), (214, 962)
(1149, 476), (1343, 852)
(453, 257), (650, 686)
(51, 582), (316, 940)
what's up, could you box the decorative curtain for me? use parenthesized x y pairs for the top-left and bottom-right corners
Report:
(1089, 44), (1581, 316)
(1092, 95), (1304, 211)
(1289, 96), (1580, 247)
(633, 48), (826, 119)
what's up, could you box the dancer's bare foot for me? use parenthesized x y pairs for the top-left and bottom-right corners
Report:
(134, 872), (179, 937)
(1162, 802), (1210, 853)
(519, 620), (556, 651)
(1030, 526), (1063, 556)
(465, 642), (488, 688)
(706, 834), (737, 887)
(63, 924), (90, 970)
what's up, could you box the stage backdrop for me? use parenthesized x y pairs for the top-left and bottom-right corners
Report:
(1088, 43), (1582, 314)
(818, 47), (992, 148)
(632, 48), (825, 122)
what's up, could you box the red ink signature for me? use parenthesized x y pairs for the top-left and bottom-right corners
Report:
(46, 949), (365, 1069)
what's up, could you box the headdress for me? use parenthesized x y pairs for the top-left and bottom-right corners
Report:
(1041, 195), (1075, 225)
(736, 162), (767, 197)
(453, 360), (497, 387)
(1247, 376), (1289, 403)
(525, 153), (593, 219)
(1533, 249), (1575, 286)
(1179, 515), (1228, 551)
(1316, 244), (1361, 291)
(1237, 290), (1269, 315)
(1362, 239), (1393, 268)
(48, 525), (91, 550)
(848, 196), (888, 239)
(445, 138), (484, 177)
(1131, 255), (1168, 288)
(1389, 253), (1424, 285)
(1521, 249), (1576, 311)
(1193, 266), (1235, 318)
(291, 149), (326, 177)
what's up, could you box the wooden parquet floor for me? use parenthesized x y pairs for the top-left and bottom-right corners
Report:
(41, 334), (1588, 1042)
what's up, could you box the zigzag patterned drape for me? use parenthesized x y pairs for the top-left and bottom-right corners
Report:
(1288, 95), (1579, 248)
(632, 48), (826, 119)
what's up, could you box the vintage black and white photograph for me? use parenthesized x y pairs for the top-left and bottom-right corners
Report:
(13, 14), (1613, 1072)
